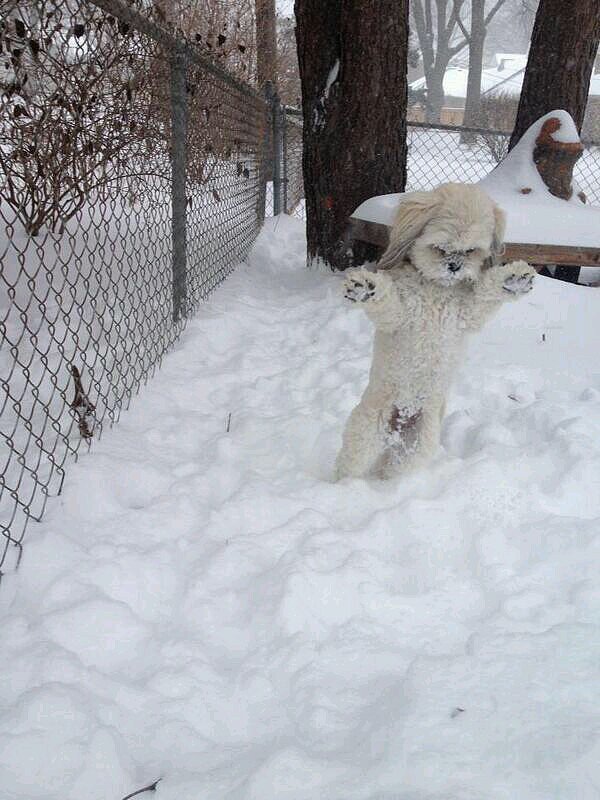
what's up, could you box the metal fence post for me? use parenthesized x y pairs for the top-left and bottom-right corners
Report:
(266, 82), (283, 216)
(170, 42), (188, 322)
(258, 82), (272, 223)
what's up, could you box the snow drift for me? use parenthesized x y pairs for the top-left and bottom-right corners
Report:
(1, 216), (599, 800)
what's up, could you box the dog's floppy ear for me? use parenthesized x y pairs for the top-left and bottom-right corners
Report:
(377, 190), (441, 270)
(490, 203), (506, 261)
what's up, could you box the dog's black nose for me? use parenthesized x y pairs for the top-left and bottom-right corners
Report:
(448, 262), (461, 272)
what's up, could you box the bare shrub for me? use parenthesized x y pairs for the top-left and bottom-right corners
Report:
(0, 0), (264, 237)
(474, 90), (518, 163)
(0, 0), (170, 236)
(176, 0), (257, 83)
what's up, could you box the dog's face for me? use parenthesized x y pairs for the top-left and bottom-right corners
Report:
(377, 183), (506, 287)
(410, 215), (495, 286)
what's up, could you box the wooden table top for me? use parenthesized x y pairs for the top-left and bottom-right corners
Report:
(349, 216), (600, 268)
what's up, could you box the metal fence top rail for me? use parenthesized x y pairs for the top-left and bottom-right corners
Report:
(90, 0), (263, 102)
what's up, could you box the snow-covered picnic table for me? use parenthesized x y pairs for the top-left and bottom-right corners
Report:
(351, 111), (600, 269)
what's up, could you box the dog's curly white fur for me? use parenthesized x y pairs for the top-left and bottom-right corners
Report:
(335, 183), (536, 480)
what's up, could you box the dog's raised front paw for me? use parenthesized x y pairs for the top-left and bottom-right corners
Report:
(502, 261), (536, 295)
(343, 269), (391, 304)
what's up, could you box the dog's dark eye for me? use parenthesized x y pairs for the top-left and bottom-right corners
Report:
(465, 248), (475, 255)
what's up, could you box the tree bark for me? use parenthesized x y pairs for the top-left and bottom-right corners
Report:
(295, 0), (409, 270)
(509, 0), (600, 150)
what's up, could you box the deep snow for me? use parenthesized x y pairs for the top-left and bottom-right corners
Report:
(1, 215), (600, 800)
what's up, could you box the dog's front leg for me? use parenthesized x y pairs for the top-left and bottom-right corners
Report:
(342, 268), (405, 331)
(461, 260), (536, 330)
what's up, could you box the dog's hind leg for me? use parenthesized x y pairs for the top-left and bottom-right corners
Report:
(381, 399), (443, 477)
(335, 403), (385, 479)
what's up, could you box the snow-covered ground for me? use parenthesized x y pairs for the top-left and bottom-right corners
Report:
(1, 215), (600, 800)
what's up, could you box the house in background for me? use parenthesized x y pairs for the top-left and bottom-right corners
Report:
(409, 53), (600, 140)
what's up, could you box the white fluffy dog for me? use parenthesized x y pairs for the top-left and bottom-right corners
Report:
(335, 182), (536, 480)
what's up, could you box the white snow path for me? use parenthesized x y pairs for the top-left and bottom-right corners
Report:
(1, 216), (600, 800)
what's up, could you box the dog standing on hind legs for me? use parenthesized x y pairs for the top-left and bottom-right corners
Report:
(335, 183), (536, 480)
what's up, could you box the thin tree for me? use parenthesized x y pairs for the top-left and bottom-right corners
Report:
(411, 0), (470, 122)
(295, 0), (409, 270)
(256, 0), (277, 87)
(509, 0), (600, 149)
(460, 0), (508, 132)
(277, 14), (301, 106)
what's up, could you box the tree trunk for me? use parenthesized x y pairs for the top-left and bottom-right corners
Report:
(256, 0), (277, 186)
(509, 0), (600, 150)
(425, 68), (445, 123)
(295, 0), (409, 270)
(411, 0), (471, 126)
(462, 0), (486, 137)
(256, 0), (278, 87)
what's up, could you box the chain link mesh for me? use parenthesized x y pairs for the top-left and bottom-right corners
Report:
(282, 107), (303, 217)
(406, 122), (600, 205)
(279, 121), (600, 215)
(0, 0), (267, 573)
(575, 145), (600, 206)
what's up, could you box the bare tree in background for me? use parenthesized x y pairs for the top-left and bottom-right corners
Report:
(460, 0), (508, 131)
(295, 0), (409, 270)
(255, 0), (277, 86)
(411, 0), (470, 122)
(509, 0), (600, 149)
(277, 14), (301, 106)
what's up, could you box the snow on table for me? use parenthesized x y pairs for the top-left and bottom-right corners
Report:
(353, 110), (600, 250)
(1, 215), (600, 800)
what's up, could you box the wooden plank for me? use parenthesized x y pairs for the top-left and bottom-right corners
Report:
(502, 243), (600, 267)
(349, 218), (390, 249)
(349, 216), (600, 268)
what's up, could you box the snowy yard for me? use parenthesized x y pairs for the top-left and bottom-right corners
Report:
(1, 215), (600, 800)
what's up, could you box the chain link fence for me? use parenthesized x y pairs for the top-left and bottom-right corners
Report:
(405, 121), (600, 205)
(264, 93), (303, 218)
(0, 0), (268, 574)
(281, 106), (304, 216)
(273, 119), (600, 215)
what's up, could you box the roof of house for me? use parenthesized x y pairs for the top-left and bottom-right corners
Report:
(411, 54), (600, 100)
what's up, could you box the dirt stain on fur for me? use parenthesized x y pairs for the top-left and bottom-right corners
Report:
(389, 405), (423, 434)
